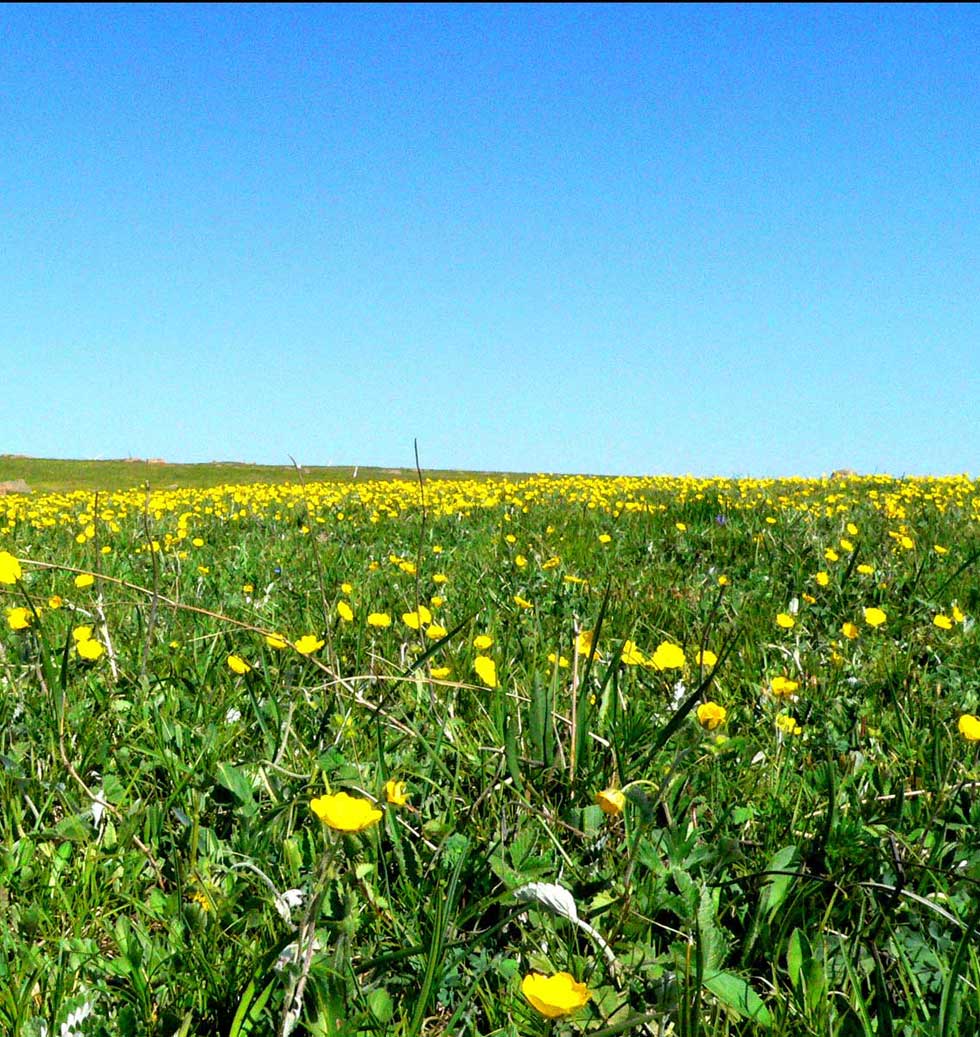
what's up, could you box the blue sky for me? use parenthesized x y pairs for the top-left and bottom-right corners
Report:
(2, 4), (978, 476)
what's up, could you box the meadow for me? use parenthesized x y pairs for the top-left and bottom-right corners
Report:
(2, 467), (980, 1036)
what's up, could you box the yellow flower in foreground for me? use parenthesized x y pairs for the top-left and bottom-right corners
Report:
(650, 641), (686, 670)
(864, 607), (887, 628)
(72, 625), (94, 642)
(815, 571), (830, 587)
(76, 638), (105, 661)
(227, 654), (252, 675)
(824, 548), (839, 563)
(473, 634), (494, 651)
(6, 606), (33, 631)
(367, 612), (391, 628)
(337, 600), (354, 622)
(473, 655), (497, 688)
(74, 573), (95, 589)
(513, 595), (533, 610)
(521, 972), (592, 1018)
(595, 788), (625, 815)
(430, 666), (451, 679)
(857, 563), (874, 575)
(425, 623), (448, 639)
(958, 715), (980, 742)
(0, 551), (22, 584)
(547, 652), (570, 669)
(384, 779), (408, 805)
(697, 702), (727, 730)
(311, 792), (382, 832)
(294, 635), (325, 655)
(696, 649), (717, 669)
(775, 613), (795, 630)
(576, 629), (600, 658)
(597, 533), (612, 544)
(934, 614), (953, 630)
(265, 633), (289, 649)
(841, 622), (859, 640)
(770, 676), (799, 698)
(47, 595), (63, 610)
(953, 605), (966, 623)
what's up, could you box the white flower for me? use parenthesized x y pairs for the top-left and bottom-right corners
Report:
(225, 707), (242, 724)
(274, 888), (305, 921)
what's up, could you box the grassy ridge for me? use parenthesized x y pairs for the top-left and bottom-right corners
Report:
(0, 455), (529, 494)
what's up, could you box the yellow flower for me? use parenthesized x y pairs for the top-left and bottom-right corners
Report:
(840, 538), (854, 552)
(514, 555), (527, 568)
(513, 595), (533, 610)
(367, 612), (391, 628)
(620, 640), (645, 666)
(227, 654), (252, 674)
(310, 792), (382, 832)
(597, 533), (612, 544)
(953, 605), (966, 623)
(958, 715), (980, 742)
(521, 972), (592, 1019)
(934, 544), (949, 555)
(542, 556), (560, 569)
(337, 601), (354, 622)
(72, 625), (94, 642)
(776, 713), (802, 736)
(341, 582), (353, 594)
(775, 613), (795, 629)
(265, 633), (289, 649)
(595, 788), (625, 815)
(697, 702), (727, 730)
(841, 622), (859, 640)
(696, 649), (717, 668)
(675, 522), (687, 532)
(857, 564), (874, 575)
(770, 676), (799, 698)
(402, 611), (422, 630)
(717, 574), (730, 586)
(824, 548), (839, 562)
(473, 634), (494, 651)
(75, 638), (105, 661)
(6, 606), (33, 631)
(294, 635), (324, 655)
(847, 523), (859, 535)
(934, 614), (953, 630)
(433, 573), (448, 584)
(864, 607), (887, 628)
(473, 655), (497, 688)
(0, 551), (22, 584)
(814, 571), (829, 587)
(576, 630), (600, 658)
(899, 535), (915, 550)
(425, 623), (447, 639)
(430, 666), (451, 679)
(384, 779), (408, 805)
(47, 595), (63, 610)
(398, 560), (416, 575)
(547, 652), (570, 668)
(650, 641), (686, 670)
(74, 573), (95, 589)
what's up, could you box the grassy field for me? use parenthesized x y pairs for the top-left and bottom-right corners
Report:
(2, 468), (980, 1036)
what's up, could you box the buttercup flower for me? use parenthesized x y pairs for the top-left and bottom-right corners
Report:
(6, 606), (33, 631)
(227, 654), (252, 675)
(384, 779), (408, 805)
(864, 607), (887, 628)
(473, 655), (497, 688)
(337, 601), (354, 622)
(311, 792), (382, 832)
(521, 972), (592, 1018)
(74, 573), (95, 589)
(0, 551), (22, 584)
(367, 612), (391, 628)
(265, 633), (289, 649)
(770, 676), (799, 698)
(595, 788), (625, 815)
(650, 641), (685, 670)
(697, 702), (727, 730)
(76, 637), (105, 661)
(841, 622), (859, 640)
(958, 715), (980, 742)
(473, 634), (493, 651)
(293, 635), (324, 655)
(934, 614), (953, 630)
(620, 640), (645, 666)
(775, 613), (795, 629)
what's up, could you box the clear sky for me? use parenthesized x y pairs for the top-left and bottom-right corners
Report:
(2, 4), (978, 477)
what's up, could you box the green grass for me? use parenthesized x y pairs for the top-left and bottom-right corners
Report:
(0, 455), (531, 494)
(2, 472), (980, 1036)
